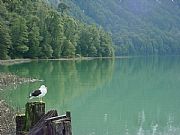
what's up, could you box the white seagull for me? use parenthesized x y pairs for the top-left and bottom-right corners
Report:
(29, 85), (47, 102)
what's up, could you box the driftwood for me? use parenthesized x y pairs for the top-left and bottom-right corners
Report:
(16, 102), (72, 135)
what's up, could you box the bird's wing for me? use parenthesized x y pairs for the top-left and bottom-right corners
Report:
(31, 89), (41, 96)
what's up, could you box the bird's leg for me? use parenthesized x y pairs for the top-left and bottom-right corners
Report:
(40, 97), (43, 102)
(39, 97), (42, 102)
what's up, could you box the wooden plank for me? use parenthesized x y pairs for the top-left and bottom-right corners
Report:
(28, 110), (58, 135)
(46, 115), (66, 121)
(46, 112), (71, 122)
(47, 119), (72, 135)
(64, 121), (72, 135)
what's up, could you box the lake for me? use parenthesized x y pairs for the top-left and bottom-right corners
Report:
(0, 56), (180, 135)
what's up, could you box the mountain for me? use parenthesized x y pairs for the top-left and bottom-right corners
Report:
(49, 0), (180, 55)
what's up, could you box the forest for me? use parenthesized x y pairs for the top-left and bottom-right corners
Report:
(0, 0), (114, 60)
(56, 0), (180, 55)
(1, 0), (180, 59)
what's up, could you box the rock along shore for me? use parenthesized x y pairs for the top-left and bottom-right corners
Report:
(0, 59), (32, 66)
(0, 100), (16, 135)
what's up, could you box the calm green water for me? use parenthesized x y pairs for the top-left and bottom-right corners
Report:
(1, 56), (180, 135)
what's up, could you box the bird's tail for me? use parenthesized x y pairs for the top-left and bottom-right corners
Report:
(28, 93), (33, 100)
(29, 96), (34, 100)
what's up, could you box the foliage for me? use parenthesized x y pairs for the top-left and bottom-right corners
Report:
(57, 0), (180, 55)
(10, 15), (29, 58)
(0, 0), (114, 59)
(0, 22), (11, 59)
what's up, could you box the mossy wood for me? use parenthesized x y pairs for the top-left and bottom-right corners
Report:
(16, 115), (26, 135)
(16, 102), (72, 135)
(24, 102), (45, 131)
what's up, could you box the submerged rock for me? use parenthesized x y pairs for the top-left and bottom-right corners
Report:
(0, 73), (43, 91)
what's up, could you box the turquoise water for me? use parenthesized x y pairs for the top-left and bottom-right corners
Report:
(0, 56), (180, 135)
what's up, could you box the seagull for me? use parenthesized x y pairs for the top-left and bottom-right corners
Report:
(29, 85), (47, 102)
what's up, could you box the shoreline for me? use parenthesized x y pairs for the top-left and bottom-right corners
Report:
(0, 59), (32, 66)
(0, 56), (130, 65)
(1, 55), (179, 65)
(39, 56), (132, 61)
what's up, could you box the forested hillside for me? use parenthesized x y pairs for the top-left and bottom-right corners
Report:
(1, 0), (180, 59)
(49, 0), (180, 55)
(0, 0), (114, 60)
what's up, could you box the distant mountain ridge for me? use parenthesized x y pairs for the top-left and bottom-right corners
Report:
(48, 0), (180, 55)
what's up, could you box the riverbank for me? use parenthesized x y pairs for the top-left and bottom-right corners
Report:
(0, 100), (15, 135)
(0, 59), (32, 66)
(0, 57), (130, 66)
(0, 57), (102, 66)
(40, 56), (129, 61)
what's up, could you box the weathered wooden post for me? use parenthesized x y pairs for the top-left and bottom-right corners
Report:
(24, 102), (45, 131)
(16, 102), (72, 135)
(66, 111), (71, 118)
(64, 111), (72, 135)
(28, 110), (58, 135)
(46, 111), (72, 135)
(16, 114), (26, 135)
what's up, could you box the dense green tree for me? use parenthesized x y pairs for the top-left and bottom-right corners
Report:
(77, 25), (98, 57)
(0, 0), (114, 59)
(46, 10), (64, 58)
(87, 25), (100, 57)
(76, 27), (89, 56)
(99, 29), (114, 57)
(0, 22), (11, 59)
(39, 26), (53, 58)
(57, 0), (180, 55)
(61, 39), (75, 57)
(10, 15), (29, 58)
(77, 25), (114, 57)
(27, 23), (40, 58)
(0, 0), (8, 20)
(58, 2), (69, 14)
(62, 16), (79, 57)
(63, 17), (78, 42)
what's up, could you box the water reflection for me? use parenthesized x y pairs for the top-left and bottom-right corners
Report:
(0, 59), (114, 113)
(71, 56), (180, 135)
(1, 57), (180, 135)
